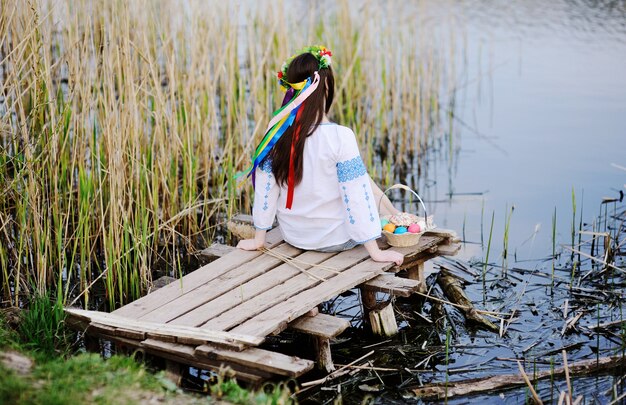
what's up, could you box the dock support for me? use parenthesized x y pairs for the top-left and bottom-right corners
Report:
(164, 359), (184, 386)
(369, 302), (398, 337)
(360, 287), (398, 337)
(407, 262), (426, 293)
(314, 337), (335, 373)
(84, 335), (100, 353)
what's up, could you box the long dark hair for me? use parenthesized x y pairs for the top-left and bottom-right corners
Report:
(266, 52), (335, 187)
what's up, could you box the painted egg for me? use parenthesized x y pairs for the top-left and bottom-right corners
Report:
(408, 224), (421, 234)
(380, 218), (389, 228)
(383, 223), (396, 233)
(394, 226), (407, 234)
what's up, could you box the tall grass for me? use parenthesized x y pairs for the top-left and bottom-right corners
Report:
(0, 0), (456, 309)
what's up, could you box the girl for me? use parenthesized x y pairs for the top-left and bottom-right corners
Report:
(237, 46), (404, 266)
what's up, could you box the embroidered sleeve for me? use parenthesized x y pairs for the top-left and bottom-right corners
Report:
(252, 158), (279, 230)
(335, 131), (381, 243)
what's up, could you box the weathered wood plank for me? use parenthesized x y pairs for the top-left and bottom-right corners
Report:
(363, 274), (421, 297)
(425, 228), (459, 242)
(194, 344), (314, 377)
(369, 302), (398, 336)
(229, 253), (414, 337)
(289, 314), (350, 338)
(139, 243), (302, 324)
(201, 247), (371, 331)
(390, 235), (444, 272)
(437, 242), (462, 256)
(115, 327), (146, 340)
(65, 308), (263, 348)
(88, 322), (117, 336)
(112, 228), (284, 319)
(137, 338), (272, 383)
(170, 250), (334, 327)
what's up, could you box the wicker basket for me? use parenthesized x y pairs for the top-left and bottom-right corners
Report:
(380, 184), (430, 247)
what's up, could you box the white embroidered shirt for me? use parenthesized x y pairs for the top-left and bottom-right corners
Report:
(252, 123), (381, 249)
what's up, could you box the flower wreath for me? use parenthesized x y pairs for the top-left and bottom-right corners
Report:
(277, 45), (332, 89)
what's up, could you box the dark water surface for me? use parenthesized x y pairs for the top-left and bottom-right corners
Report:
(301, 1), (626, 403)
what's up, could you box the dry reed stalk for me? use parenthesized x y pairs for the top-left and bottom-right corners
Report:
(0, 0), (455, 307)
(517, 361), (543, 404)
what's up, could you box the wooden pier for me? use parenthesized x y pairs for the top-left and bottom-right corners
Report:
(66, 223), (459, 383)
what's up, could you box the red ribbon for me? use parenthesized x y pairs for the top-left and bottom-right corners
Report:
(286, 104), (305, 209)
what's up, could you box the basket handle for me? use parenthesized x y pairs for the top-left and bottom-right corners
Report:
(379, 184), (428, 222)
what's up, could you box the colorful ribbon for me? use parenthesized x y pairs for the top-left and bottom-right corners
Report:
(237, 71), (321, 209)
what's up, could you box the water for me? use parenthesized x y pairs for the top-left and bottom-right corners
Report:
(301, 1), (626, 403)
(420, 0), (626, 252)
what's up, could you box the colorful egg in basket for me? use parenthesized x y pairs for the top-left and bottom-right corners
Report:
(379, 185), (432, 247)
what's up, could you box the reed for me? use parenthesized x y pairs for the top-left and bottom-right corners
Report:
(552, 207), (557, 287)
(502, 204), (514, 275)
(483, 211), (495, 299)
(0, 0), (456, 308)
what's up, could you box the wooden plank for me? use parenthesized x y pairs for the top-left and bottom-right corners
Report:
(363, 274), (421, 297)
(229, 246), (420, 337)
(138, 339), (271, 383)
(424, 228), (458, 242)
(88, 322), (117, 336)
(437, 242), (462, 256)
(289, 314), (350, 338)
(138, 243), (302, 324)
(195, 344), (314, 377)
(65, 308), (263, 348)
(111, 228), (284, 319)
(402, 235), (444, 259)
(170, 250), (334, 327)
(201, 246), (371, 331)
(115, 327), (146, 340)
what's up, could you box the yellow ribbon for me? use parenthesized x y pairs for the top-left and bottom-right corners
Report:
(286, 79), (307, 91)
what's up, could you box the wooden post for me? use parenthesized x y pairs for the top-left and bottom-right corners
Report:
(360, 286), (377, 315)
(369, 302), (398, 337)
(314, 337), (335, 373)
(84, 335), (100, 353)
(361, 287), (398, 337)
(407, 262), (426, 293)
(165, 359), (184, 386)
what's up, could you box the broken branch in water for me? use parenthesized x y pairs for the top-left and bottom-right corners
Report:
(412, 355), (625, 400)
(436, 269), (499, 332)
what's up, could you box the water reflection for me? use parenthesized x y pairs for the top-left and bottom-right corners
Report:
(306, 1), (626, 403)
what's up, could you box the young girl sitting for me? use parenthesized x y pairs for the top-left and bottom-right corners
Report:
(237, 46), (404, 266)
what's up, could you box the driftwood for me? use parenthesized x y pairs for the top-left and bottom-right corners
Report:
(437, 269), (498, 332)
(412, 355), (626, 400)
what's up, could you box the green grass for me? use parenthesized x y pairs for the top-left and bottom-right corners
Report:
(0, 351), (190, 405)
(18, 293), (72, 357)
(0, 311), (291, 404)
(211, 377), (294, 405)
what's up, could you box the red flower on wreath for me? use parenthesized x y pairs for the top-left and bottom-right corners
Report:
(277, 71), (283, 79)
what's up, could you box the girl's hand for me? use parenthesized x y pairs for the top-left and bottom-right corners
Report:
(237, 229), (267, 251)
(369, 249), (404, 266)
(363, 239), (404, 266)
(237, 238), (263, 251)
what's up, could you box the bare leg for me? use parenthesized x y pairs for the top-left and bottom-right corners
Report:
(370, 178), (400, 217)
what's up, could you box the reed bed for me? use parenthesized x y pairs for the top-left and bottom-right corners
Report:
(0, 0), (455, 309)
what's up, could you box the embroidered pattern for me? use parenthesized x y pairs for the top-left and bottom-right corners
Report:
(336, 156), (366, 182)
(263, 172), (272, 211)
(260, 157), (273, 173)
(260, 158), (273, 211)
(342, 186), (355, 224)
(363, 183), (375, 222)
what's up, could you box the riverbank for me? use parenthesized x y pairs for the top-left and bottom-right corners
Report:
(0, 306), (293, 404)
